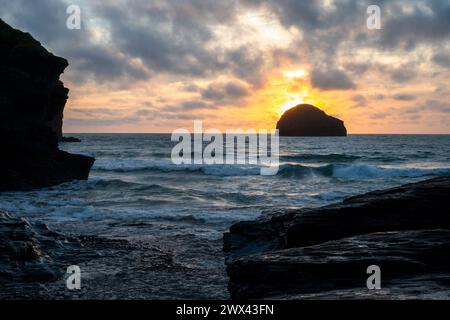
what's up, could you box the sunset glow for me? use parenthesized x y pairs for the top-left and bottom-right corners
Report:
(279, 94), (310, 116)
(284, 69), (307, 79)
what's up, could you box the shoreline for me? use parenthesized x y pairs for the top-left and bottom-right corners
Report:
(1, 176), (449, 299)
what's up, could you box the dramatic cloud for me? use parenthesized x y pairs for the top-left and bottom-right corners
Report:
(1, 0), (449, 133)
(311, 68), (356, 90)
(432, 52), (450, 68)
(390, 65), (418, 83)
(201, 81), (250, 101)
(379, 0), (450, 48)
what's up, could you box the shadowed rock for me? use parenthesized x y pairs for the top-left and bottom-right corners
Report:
(276, 104), (347, 136)
(228, 230), (450, 299)
(61, 136), (81, 143)
(0, 19), (94, 190)
(224, 176), (450, 299)
(0, 210), (63, 282)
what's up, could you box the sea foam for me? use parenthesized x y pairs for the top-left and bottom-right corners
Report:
(93, 159), (450, 179)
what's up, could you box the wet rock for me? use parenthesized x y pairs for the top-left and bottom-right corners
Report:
(0, 210), (62, 282)
(224, 176), (450, 260)
(224, 176), (450, 299)
(228, 230), (450, 299)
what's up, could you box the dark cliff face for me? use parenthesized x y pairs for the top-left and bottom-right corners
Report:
(0, 19), (67, 140)
(276, 104), (347, 137)
(0, 19), (94, 191)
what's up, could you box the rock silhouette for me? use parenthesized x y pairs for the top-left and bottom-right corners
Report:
(0, 19), (94, 191)
(277, 104), (347, 136)
(61, 136), (82, 143)
(224, 176), (450, 299)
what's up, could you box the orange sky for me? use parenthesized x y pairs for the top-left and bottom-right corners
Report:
(62, 58), (450, 134)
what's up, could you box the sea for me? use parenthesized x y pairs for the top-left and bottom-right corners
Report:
(1, 134), (450, 298)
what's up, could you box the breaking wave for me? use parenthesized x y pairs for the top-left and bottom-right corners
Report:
(93, 159), (450, 179)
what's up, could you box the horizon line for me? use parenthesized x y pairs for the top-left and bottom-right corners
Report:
(63, 132), (450, 135)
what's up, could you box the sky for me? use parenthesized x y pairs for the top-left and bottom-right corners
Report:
(1, 0), (450, 133)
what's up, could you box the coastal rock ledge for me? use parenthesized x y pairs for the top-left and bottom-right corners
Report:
(224, 176), (450, 299)
(277, 104), (347, 136)
(0, 19), (94, 191)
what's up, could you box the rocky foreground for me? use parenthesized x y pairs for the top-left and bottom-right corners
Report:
(224, 176), (450, 299)
(0, 209), (227, 299)
(0, 19), (94, 191)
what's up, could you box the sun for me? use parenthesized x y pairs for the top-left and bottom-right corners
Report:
(283, 69), (307, 79)
(279, 91), (311, 116)
(279, 99), (304, 115)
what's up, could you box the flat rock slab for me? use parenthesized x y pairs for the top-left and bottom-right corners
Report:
(228, 230), (450, 299)
(224, 176), (450, 261)
(224, 176), (450, 299)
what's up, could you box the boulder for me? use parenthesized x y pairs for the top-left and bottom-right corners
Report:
(0, 19), (94, 191)
(276, 104), (347, 136)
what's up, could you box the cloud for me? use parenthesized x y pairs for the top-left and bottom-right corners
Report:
(2, 0), (450, 132)
(393, 94), (417, 101)
(201, 81), (250, 101)
(0, 0), (267, 87)
(432, 52), (450, 68)
(379, 1), (450, 48)
(390, 65), (417, 83)
(370, 112), (390, 119)
(352, 94), (368, 107)
(405, 100), (450, 114)
(345, 62), (372, 75)
(180, 100), (215, 110)
(69, 107), (120, 117)
(183, 83), (200, 92)
(373, 94), (386, 101)
(434, 85), (449, 96)
(311, 68), (356, 90)
(2, 0), (447, 89)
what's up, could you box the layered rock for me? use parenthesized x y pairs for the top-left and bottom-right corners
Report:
(0, 19), (94, 191)
(276, 104), (347, 136)
(224, 176), (450, 299)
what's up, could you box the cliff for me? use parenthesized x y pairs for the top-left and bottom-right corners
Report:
(277, 104), (347, 137)
(0, 19), (94, 191)
(224, 176), (450, 299)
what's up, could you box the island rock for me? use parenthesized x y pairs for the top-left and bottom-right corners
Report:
(276, 104), (347, 136)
